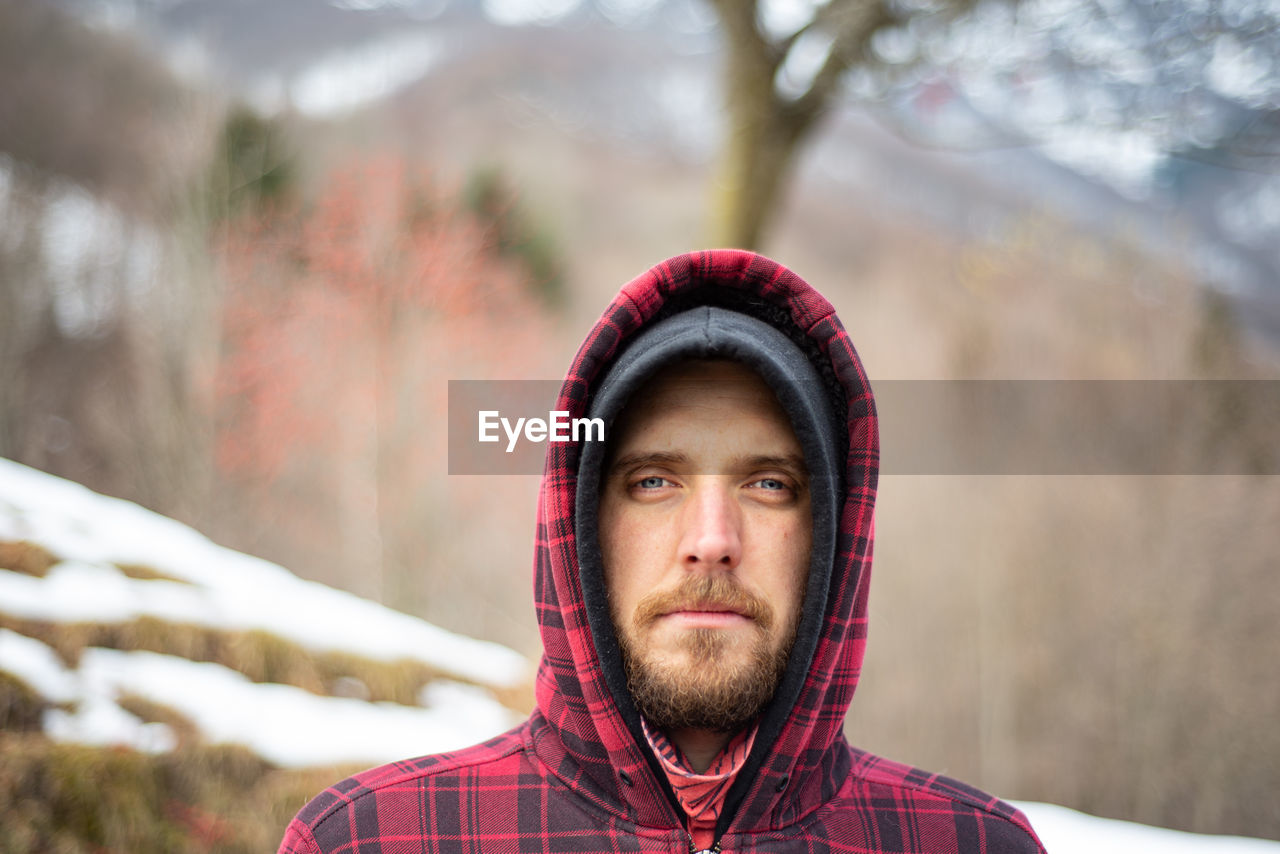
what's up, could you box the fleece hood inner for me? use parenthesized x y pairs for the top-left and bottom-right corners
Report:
(532, 250), (880, 840)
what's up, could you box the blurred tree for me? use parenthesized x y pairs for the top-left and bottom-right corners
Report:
(207, 106), (298, 219)
(705, 0), (915, 248)
(0, 0), (216, 523)
(699, 0), (1280, 248)
(0, 0), (194, 212)
(213, 157), (557, 618)
(464, 165), (567, 308)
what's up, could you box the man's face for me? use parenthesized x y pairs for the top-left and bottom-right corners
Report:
(599, 360), (811, 733)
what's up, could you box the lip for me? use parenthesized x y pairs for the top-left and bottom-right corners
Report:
(661, 609), (751, 627)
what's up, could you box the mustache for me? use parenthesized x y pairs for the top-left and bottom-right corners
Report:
(631, 574), (774, 630)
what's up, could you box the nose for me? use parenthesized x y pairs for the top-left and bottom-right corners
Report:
(678, 479), (742, 570)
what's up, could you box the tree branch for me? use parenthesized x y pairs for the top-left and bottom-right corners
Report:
(708, 0), (777, 72)
(790, 0), (897, 123)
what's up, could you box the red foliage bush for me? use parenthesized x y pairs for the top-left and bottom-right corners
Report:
(211, 156), (555, 606)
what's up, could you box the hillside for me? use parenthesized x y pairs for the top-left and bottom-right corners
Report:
(0, 456), (528, 770)
(0, 457), (530, 850)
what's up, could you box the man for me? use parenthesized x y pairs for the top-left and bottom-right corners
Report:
(279, 250), (1045, 853)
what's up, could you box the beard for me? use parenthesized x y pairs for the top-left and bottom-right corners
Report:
(613, 574), (798, 733)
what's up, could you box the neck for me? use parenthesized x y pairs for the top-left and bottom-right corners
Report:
(667, 727), (734, 773)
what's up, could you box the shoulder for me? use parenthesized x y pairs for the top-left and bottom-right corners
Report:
(278, 722), (531, 854)
(836, 747), (1047, 854)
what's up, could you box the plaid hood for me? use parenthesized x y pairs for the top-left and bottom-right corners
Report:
(279, 250), (1045, 854)
(531, 249), (879, 837)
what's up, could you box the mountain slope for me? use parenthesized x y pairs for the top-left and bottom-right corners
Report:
(0, 456), (528, 769)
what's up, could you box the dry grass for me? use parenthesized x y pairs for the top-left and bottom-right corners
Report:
(0, 679), (363, 851)
(0, 541), (59, 577)
(0, 615), (522, 711)
(0, 543), (188, 590)
(0, 672), (45, 733)
(114, 562), (192, 584)
(0, 733), (357, 853)
(116, 692), (202, 747)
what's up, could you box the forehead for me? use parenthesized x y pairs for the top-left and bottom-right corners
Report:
(608, 360), (802, 463)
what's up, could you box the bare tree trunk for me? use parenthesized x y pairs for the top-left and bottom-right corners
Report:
(706, 0), (895, 250)
(712, 79), (816, 249)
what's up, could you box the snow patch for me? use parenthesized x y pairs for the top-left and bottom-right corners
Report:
(71, 647), (519, 767)
(1013, 801), (1280, 853)
(483, 0), (581, 27)
(290, 32), (443, 117)
(0, 458), (529, 689)
(0, 628), (78, 703)
(1, 617), (518, 767)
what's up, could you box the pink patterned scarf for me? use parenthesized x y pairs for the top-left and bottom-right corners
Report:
(642, 719), (757, 850)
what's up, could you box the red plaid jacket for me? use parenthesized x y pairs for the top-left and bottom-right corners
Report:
(279, 250), (1046, 853)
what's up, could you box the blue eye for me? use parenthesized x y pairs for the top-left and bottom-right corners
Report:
(637, 476), (668, 489)
(756, 478), (786, 490)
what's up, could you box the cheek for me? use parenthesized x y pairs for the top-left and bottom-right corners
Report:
(600, 498), (665, 568)
(598, 504), (654, 614)
(765, 514), (812, 612)
(598, 495), (628, 573)
(598, 510), (624, 604)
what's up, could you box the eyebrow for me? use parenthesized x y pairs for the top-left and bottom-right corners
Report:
(608, 451), (688, 473)
(608, 451), (808, 477)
